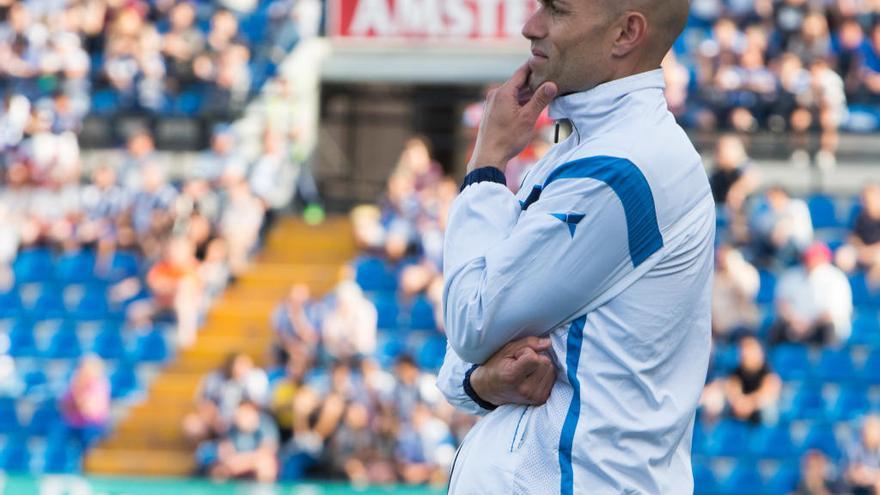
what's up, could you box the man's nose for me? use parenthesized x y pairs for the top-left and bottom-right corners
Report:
(521, 9), (547, 41)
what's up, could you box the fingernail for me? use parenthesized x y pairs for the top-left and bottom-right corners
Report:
(544, 85), (556, 97)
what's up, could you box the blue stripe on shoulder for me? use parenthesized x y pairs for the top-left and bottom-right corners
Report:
(521, 155), (663, 267)
(558, 315), (587, 495)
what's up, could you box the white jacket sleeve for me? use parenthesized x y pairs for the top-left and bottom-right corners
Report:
(436, 342), (492, 415)
(442, 166), (662, 364)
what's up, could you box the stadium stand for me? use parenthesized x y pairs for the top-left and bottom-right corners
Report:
(2, 0), (880, 492)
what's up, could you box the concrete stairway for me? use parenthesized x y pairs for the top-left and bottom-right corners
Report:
(84, 216), (356, 476)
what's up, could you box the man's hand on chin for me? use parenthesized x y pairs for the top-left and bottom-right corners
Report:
(467, 64), (557, 174)
(470, 336), (557, 407)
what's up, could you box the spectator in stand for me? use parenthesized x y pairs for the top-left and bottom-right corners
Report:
(710, 134), (759, 243)
(844, 415), (880, 495)
(146, 236), (203, 346)
(724, 336), (781, 424)
(207, 400), (279, 482)
(396, 402), (456, 486)
(797, 449), (846, 495)
(79, 164), (129, 244)
(269, 344), (312, 442)
(712, 245), (760, 342)
(859, 24), (880, 101)
(272, 284), (320, 357)
(118, 129), (159, 192)
(711, 135), (759, 211)
(809, 58), (847, 169)
(60, 356), (111, 449)
(321, 281), (377, 360)
(851, 184), (880, 270)
(161, 1), (205, 93)
(752, 185), (814, 264)
(196, 124), (246, 184)
(770, 242), (853, 345)
(184, 353), (269, 443)
(326, 401), (396, 484)
(219, 178), (264, 276)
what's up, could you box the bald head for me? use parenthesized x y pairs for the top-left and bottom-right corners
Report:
(607, 0), (690, 68)
(523, 0), (690, 93)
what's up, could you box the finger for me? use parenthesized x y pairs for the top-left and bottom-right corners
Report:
(512, 336), (552, 353)
(520, 359), (555, 404)
(511, 348), (542, 377)
(505, 63), (532, 90)
(522, 82), (558, 121)
(519, 358), (554, 404)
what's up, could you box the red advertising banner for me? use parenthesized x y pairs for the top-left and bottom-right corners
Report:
(330, 0), (538, 40)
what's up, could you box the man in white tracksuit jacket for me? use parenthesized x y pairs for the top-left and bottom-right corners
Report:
(436, 0), (714, 493)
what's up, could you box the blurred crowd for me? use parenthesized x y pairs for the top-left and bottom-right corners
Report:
(183, 127), (880, 491)
(186, 136), (466, 485)
(663, 0), (880, 167)
(0, 0), (320, 130)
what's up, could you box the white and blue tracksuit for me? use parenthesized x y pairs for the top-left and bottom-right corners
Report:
(437, 69), (715, 494)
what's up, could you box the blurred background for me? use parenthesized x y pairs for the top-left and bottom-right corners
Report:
(1, 0), (880, 494)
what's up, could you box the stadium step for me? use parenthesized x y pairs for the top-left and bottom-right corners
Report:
(85, 216), (354, 476)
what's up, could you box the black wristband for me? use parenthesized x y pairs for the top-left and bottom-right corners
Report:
(460, 167), (506, 192)
(463, 364), (498, 411)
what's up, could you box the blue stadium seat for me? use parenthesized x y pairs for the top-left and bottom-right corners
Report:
(704, 420), (751, 458)
(376, 337), (405, 368)
(43, 432), (82, 474)
(750, 424), (796, 459)
(862, 350), (880, 384)
(70, 285), (112, 321)
(110, 364), (138, 399)
(0, 288), (22, 318)
(807, 195), (839, 229)
(91, 321), (126, 361)
(44, 321), (82, 360)
(97, 251), (140, 283)
(91, 90), (119, 116)
(132, 328), (168, 363)
(22, 369), (48, 397)
(9, 320), (38, 358)
(55, 249), (96, 284)
(28, 399), (60, 437)
(769, 344), (811, 381)
(13, 248), (54, 284)
(815, 348), (858, 383)
(785, 384), (825, 421)
(355, 257), (397, 292)
(370, 292), (399, 330)
(30, 284), (67, 319)
(801, 423), (841, 460)
(693, 462), (720, 495)
(409, 296), (436, 330)
(0, 398), (20, 434)
(828, 385), (870, 422)
(720, 462), (764, 495)
(849, 310), (880, 346)
(712, 344), (740, 377)
(756, 269), (776, 304)
(173, 91), (204, 115)
(416, 334), (446, 371)
(0, 435), (30, 473)
(851, 272), (880, 308)
(766, 462), (800, 495)
(847, 202), (863, 230)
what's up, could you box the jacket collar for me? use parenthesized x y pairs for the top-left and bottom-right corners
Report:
(548, 68), (666, 141)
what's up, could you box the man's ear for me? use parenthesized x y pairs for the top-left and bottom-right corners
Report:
(610, 12), (648, 58)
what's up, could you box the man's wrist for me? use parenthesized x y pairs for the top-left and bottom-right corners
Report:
(467, 150), (507, 173)
(464, 365), (498, 411)
(459, 166), (507, 193)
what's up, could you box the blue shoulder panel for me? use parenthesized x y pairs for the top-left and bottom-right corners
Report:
(523, 155), (663, 267)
